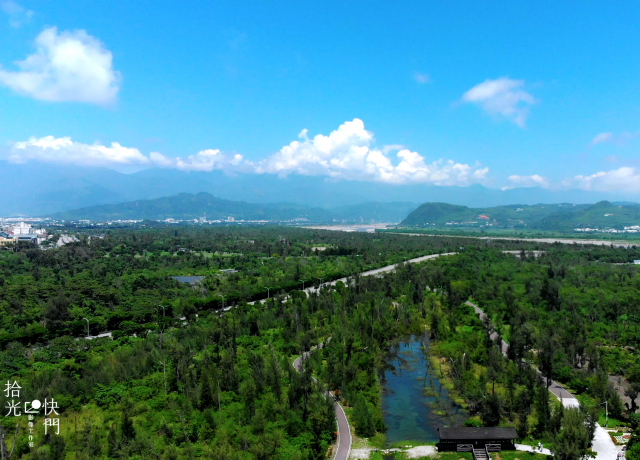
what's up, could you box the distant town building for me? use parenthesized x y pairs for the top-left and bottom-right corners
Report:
(12, 222), (33, 235)
(0, 231), (13, 245)
(14, 234), (38, 243)
(56, 235), (79, 247)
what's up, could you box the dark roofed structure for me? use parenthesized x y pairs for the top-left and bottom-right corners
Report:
(437, 427), (517, 452)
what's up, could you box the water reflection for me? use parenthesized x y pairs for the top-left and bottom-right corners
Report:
(381, 335), (466, 445)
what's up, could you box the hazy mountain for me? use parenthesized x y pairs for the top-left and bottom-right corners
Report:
(535, 201), (640, 230)
(401, 201), (640, 230)
(48, 193), (416, 223)
(330, 202), (418, 223)
(48, 193), (334, 222)
(0, 161), (634, 216)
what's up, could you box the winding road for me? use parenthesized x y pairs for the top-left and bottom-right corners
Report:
(234, 249), (618, 458)
(466, 296), (617, 459)
(293, 344), (352, 460)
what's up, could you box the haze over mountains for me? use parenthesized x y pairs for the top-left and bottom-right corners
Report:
(49, 193), (418, 223)
(0, 161), (632, 217)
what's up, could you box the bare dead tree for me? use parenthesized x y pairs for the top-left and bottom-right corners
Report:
(0, 424), (19, 460)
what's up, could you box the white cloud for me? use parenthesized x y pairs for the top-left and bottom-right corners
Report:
(461, 77), (535, 127)
(590, 132), (613, 146)
(0, 27), (120, 104)
(9, 136), (246, 172)
(503, 174), (550, 190)
(254, 119), (489, 185)
(590, 130), (638, 146)
(149, 150), (246, 172)
(7, 119), (489, 186)
(10, 136), (151, 168)
(1, 0), (33, 27)
(567, 167), (640, 193)
(413, 72), (431, 84)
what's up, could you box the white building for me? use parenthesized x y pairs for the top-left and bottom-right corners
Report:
(12, 222), (32, 235)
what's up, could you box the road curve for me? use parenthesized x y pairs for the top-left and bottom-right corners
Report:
(466, 299), (617, 459)
(293, 345), (352, 460)
(250, 249), (617, 458)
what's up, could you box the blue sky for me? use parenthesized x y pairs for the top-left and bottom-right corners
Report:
(1, 1), (640, 195)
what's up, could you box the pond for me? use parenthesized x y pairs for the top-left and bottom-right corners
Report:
(171, 276), (205, 285)
(381, 335), (466, 446)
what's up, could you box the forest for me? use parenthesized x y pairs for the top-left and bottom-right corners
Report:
(0, 226), (638, 459)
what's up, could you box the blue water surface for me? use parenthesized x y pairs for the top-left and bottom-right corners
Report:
(381, 336), (466, 445)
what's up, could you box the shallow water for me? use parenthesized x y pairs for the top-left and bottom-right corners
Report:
(171, 276), (205, 284)
(381, 335), (466, 445)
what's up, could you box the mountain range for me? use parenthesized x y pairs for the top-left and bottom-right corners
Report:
(48, 193), (419, 223)
(401, 201), (640, 230)
(0, 161), (632, 217)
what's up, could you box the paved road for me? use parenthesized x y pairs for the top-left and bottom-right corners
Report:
(400, 233), (635, 248)
(293, 344), (351, 460)
(231, 249), (619, 458)
(467, 301), (618, 459)
(515, 444), (552, 456)
(248, 253), (457, 305)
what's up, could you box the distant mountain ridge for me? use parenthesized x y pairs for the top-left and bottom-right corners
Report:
(48, 193), (418, 223)
(401, 201), (640, 230)
(0, 160), (634, 217)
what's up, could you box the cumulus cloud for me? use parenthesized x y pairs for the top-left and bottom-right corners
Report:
(566, 167), (640, 193)
(1, 0), (33, 27)
(254, 119), (489, 185)
(503, 174), (550, 190)
(149, 150), (246, 172)
(8, 120), (489, 186)
(461, 77), (535, 127)
(8, 136), (245, 172)
(10, 136), (151, 168)
(0, 27), (120, 104)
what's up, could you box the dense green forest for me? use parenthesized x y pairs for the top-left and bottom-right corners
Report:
(421, 245), (640, 458)
(0, 227), (639, 459)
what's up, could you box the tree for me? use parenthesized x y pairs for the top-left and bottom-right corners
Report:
(43, 292), (72, 329)
(535, 380), (551, 435)
(516, 410), (529, 439)
(626, 382), (640, 413)
(480, 393), (501, 427)
(551, 407), (594, 460)
(121, 410), (136, 442)
(627, 442), (640, 460)
(0, 424), (20, 460)
(352, 393), (376, 437)
(538, 332), (555, 388)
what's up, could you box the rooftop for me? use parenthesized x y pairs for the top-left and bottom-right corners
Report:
(438, 427), (517, 441)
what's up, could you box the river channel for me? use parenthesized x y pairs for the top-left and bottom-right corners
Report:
(381, 335), (467, 445)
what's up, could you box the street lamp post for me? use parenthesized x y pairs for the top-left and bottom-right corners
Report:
(267, 287), (271, 298)
(82, 317), (90, 338)
(159, 305), (167, 317)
